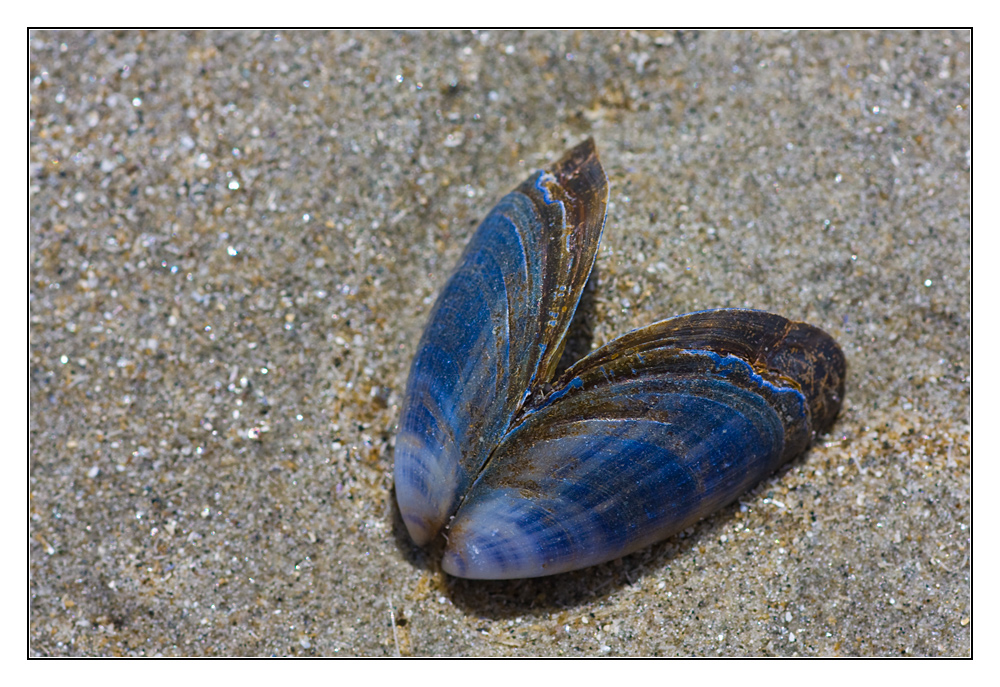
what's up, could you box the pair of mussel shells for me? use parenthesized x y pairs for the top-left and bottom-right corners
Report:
(394, 139), (845, 580)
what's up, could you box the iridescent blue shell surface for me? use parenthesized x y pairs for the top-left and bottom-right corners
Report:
(394, 139), (846, 579)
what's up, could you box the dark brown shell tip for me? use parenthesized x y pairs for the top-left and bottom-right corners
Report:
(772, 322), (847, 435)
(550, 138), (599, 176)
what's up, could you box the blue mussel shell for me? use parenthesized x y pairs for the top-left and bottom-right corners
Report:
(394, 139), (846, 579)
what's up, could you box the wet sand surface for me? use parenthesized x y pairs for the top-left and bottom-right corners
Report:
(29, 30), (969, 656)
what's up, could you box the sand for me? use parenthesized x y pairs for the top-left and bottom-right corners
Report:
(29, 30), (970, 656)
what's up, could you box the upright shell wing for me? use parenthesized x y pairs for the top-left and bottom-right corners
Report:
(441, 309), (846, 579)
(394, 140), (609, 545)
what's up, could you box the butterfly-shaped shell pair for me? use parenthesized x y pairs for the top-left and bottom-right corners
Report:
(394, 139), (846, 580)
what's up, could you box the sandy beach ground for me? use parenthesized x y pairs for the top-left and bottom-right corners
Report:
(29, 30), (970, 656)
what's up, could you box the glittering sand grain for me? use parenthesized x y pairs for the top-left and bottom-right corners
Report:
(30, 30), (969, 656)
